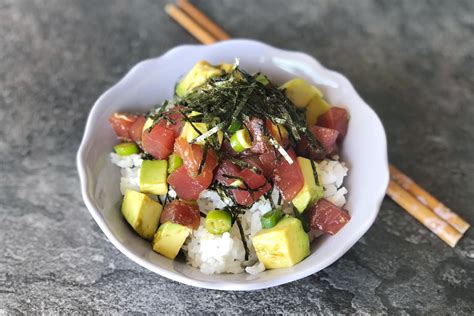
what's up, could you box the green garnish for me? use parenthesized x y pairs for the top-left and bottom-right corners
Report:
(230, 129), (252, 153)
(167, 153), (183, 174)
(114, 142), (139, 156)
(261, 209), (283, 229)
(227, 120), (242, 134)
(173, 66), (324, 158)
(205, 210), (232, 235)
(141, 64), (327, 257)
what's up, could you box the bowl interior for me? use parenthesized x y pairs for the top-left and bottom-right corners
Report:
(77, 40), (389, 290)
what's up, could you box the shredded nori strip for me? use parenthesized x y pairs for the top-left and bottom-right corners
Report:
(235, 216), (249, 261)
(147, 65), (327, 251)
(197, 143), (209, 175)
(310, 159), (320, 186)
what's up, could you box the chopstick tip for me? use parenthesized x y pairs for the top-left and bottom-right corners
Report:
(164, 3), (175, 14)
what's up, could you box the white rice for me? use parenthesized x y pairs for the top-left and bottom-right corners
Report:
(110, 153), (142, 195)
(318, 158), (349, 208)
(110, 152), (349, 275)
(184, 192), (273, 274)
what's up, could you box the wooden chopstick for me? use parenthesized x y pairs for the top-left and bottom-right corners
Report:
(176, 0), (231, 41)
(387, 180), (462, 247)
(165, 4), (217, 45)
(164, 1), (470, 247)
(389, 165), (470, 234)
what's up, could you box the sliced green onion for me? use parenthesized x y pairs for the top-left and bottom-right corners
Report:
(230, 129), (252, 153)
(114, 142), (139, 156)
(255, 73), (270, 86)
(260, 209), (282, 229)
(227, 120), (242, 134)
(168, 153), (183, 174)
(205, 210), (232, 235)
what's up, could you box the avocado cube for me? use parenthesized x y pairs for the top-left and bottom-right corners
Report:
(180, 121), (209, 145)
(121, 190), (163, 239)
(292, 157), (324, 213)
(252, 217), (310, 269)
(280, 78), (323, 108)
(140, 160), (168, 195)
(152, 222), (191, 259)
(305, 96), (331, 125)
(176, 61), (233, 97)
(180, 118), (224, 145)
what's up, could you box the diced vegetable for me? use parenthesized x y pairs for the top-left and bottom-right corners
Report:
(255, 73), (270, 86)
(230, 129), (252, 153)
(205, 210), (232, 234)
(175, 61), (233, 97)
(139, 160), (168, 195)
(306, 199), (350, 235)
(180, 121), (209, 145)
(227, 120), (242, 134)
(142, 124), (175, 160)
(260, 209), (282, 229)
(121, 190), (163, 239)
(168, 153), (183, 174)
(252, 217), (310, 269)
(179, 111), (209, 144)
(152, 221), (191, 259)
(273, 149), (304, 201)
(160, 200), (200, 230)
(292, 157), (324, 213)
(317, 107), (349, 142)
(305, 96), (330, 125)
(280, 78), (323, 108)
(114, 142), (139, 156)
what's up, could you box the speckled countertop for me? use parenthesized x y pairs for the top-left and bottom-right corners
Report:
(1, 0), (473, 313)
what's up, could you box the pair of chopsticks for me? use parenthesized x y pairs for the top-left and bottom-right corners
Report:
(165, 1), (470, 247)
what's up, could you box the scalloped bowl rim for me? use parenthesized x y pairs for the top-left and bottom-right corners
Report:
(77, 39), (389, 290)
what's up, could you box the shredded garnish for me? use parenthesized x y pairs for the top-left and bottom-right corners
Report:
(191, 125), (221, 144)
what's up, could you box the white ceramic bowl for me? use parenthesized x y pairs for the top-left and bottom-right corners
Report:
(77, 39), (389, 290)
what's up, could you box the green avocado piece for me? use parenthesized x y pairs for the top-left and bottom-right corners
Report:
(252, 217), (310, 269)
(140, 160), (168, 195)
(175, 61), (233, 97)
(152, 221), (191, 259)
(280, 78), (323, 108)
(292, 157), (324, 213)
(121, 190), (163, 239)
(167, 153), (183, 174)
(305, 96), (331, 125)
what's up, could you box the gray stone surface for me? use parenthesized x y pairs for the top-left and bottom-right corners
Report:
(0, 0), (473, 313)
